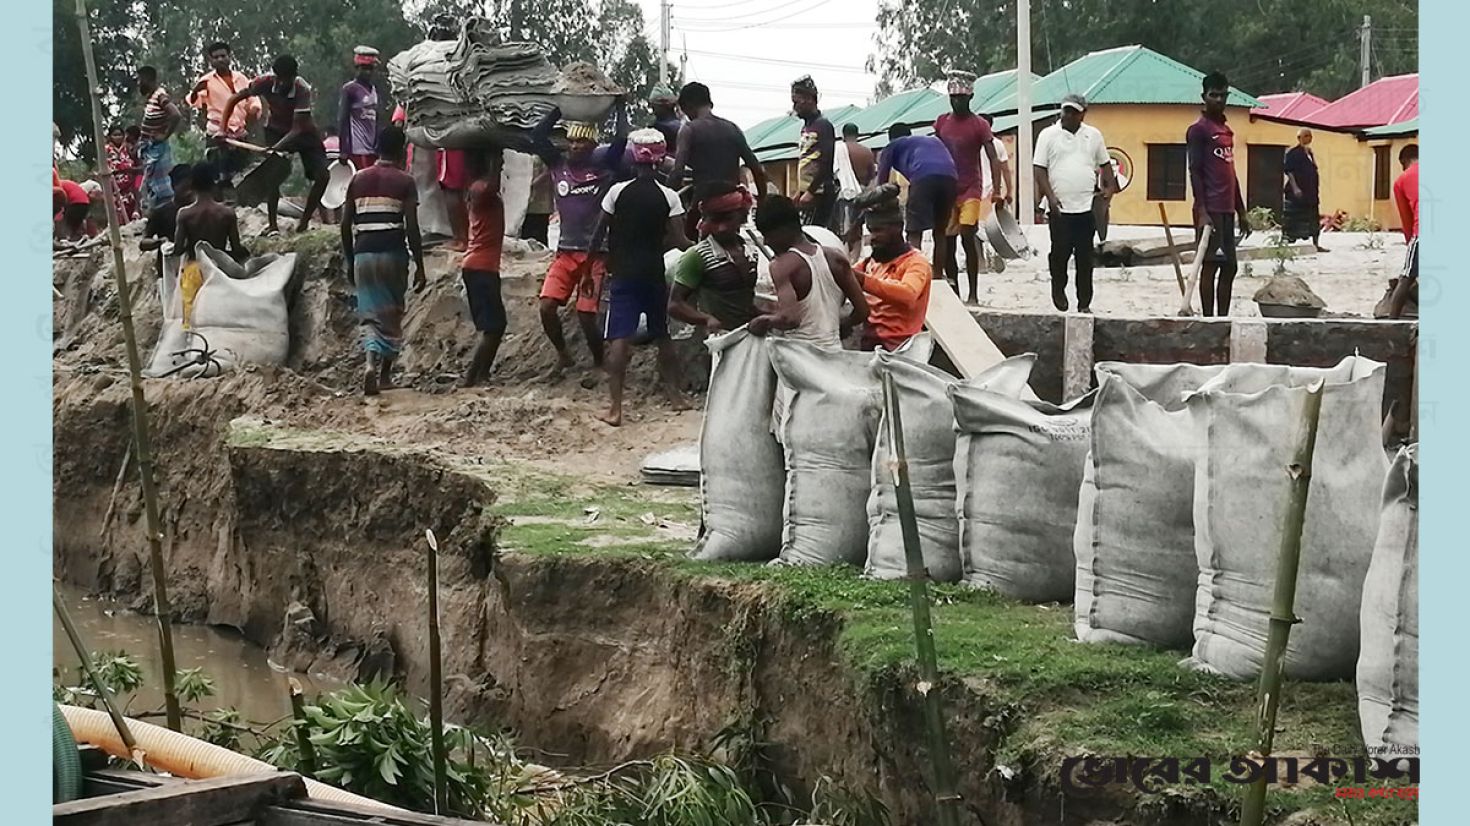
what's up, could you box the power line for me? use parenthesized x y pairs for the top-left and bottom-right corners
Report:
(671, 0), (808, 23)
(682, 48), (870, 73)
(671, 0), (839, 31)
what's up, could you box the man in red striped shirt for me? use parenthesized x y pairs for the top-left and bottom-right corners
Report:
(136, 66), (182, 210)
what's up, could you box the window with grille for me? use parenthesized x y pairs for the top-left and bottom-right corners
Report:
(1148, 144), (1188, 201)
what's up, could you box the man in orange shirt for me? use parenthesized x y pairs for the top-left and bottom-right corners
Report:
(855, 198), (932, 351)
(1388, 144), (1419, 320)
(188, 42), (260, 189)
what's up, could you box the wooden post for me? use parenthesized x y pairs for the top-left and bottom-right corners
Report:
(1159, 203), (1188, 298)
(53, 588), (140, 760)
(1178, 224), (1213, 317)
(74, 0), (182, 732)
(1239, 381), (1325, 826)
(881, 372), (962, 826)
(424, 530), (448, 814)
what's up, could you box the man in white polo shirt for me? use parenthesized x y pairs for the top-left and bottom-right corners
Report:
(1034, 93), (1118, 312)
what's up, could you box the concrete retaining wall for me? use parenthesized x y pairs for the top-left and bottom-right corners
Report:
(971, 311), (1416, 417)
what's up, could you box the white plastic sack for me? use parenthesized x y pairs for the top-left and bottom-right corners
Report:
(952, 390), (1095, 602)
(1358, 443), (1418, 757)
(410, 145), (453, 239)
(1187, 356), (1388, 681)
(769, 335), (932, 567)
(1074, 363), (1227, 648)
(501, 150), (533, 239)
(144, 243), (296, 378)
(865, 355), (1036, 583)
(691, 330), (786, 562)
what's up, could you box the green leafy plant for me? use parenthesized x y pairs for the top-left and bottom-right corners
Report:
(1246, 206), (1280, 233)
(176, 667), (217, 705)
(295, 680), (492, 816)
(1267, 232), (1296, 277)
(803, 775), (891, 826)
(200, 708), (244, 751)
(88, 651), (145, 696)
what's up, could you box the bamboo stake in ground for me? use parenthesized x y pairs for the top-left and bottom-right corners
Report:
(425, 529), (449, 814)
(287, 678), (318, 777)
(1239, 381), (1325, 826)
(53, 588), (142, 762)
(881, 372), (962, 826)
(74, 0), (183, 732)
(1158, 203), (1188, 298)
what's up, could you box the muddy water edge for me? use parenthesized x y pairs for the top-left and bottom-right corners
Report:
(53, 582), (336, 723)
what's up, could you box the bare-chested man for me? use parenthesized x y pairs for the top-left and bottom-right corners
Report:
(174, 164), (247, 327)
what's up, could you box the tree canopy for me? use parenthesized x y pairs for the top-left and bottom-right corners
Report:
(53, 0), (665, 160)
(870, 0), (1418, 102)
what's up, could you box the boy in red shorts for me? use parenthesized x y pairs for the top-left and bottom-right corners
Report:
(530, 101), (630, 374)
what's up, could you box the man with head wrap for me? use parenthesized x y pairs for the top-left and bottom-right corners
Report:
(669, 182), (763, 333)
(934, 69), (1005, 301)
(529, 100), (632, 375)
(596, 129), (691, 426)
(853, 191), (933, 351)
(790, 75), (837, 229)
(649, 85), (684, 152)
(338, 46), (381, 170)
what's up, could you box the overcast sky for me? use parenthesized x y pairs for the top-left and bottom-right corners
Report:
(632, 0), (884, 127)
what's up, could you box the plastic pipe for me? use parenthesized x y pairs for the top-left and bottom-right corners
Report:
(59, 704), (402, 812)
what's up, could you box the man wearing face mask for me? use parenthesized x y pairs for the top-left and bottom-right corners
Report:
(854, 195), (933, 351)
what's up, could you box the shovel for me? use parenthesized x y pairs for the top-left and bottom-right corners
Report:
(1177, 224), (1213, 316)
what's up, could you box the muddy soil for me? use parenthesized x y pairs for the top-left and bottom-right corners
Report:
(52, 212), (703, 480)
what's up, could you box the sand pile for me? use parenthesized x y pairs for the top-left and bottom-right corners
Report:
(1253, 275), (1327, 309)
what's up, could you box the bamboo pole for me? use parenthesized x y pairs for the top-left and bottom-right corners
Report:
(53, 588), (141, 761)
(74, 0), (183, 732)
(424, 529), (449, 814)
(1239, 381), (1325, 826)
(881, 372), (962, 826)
(1158, 203), (1188, 298)
(287, 678), (317, 777)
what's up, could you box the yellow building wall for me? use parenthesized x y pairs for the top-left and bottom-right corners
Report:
(1055, 104), (1402, 231)
(1363, 135), (1418, 233)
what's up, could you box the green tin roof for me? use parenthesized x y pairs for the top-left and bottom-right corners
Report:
(985, 45), (1261, 112)
(839, 89), (937, 138)
(745, 104), (864, 153)
(1361, 117), (1418, 138)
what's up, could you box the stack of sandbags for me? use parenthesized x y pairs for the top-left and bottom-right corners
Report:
(145, 243), (296, 378)
(952, 389), (1096, 602)
(690, 330), (787, 562)
(768, 336), (931, 567)
(446, 19), (557, 129)
(1186, 356), (1388, 681)
(1074, 363), (1226, 648)
(864, 355), (1036, 582)
(1358, 443), (1418, 757)
(388, 18), (555, 150)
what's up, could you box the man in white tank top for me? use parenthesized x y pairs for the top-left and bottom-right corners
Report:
(749, 195), (867, 348)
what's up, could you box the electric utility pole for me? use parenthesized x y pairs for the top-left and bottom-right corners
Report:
(1360, 15), (1372, 88)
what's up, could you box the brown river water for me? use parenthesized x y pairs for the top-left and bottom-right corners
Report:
(53, 583), (337, 725)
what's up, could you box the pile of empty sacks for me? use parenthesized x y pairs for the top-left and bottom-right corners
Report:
(693, 332), (1417, 758)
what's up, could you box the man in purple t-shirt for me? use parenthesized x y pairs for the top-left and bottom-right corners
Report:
(876, 123), (958, 256)
(529, 102), (630, 375)
(1186, 71), (1252, 317)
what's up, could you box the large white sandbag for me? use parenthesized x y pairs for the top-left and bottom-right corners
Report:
(952, 389), (1096, 602)
(144, 243), (296, 378)
(1074, 362), (1227, 648)
(865, 355), (1036, 583)
(690, 329), (786, 562)
(500, 150), (533, 239)
(1187, 356), (1388, 681)
(1358, 443), (1418, 757)
(769, 335), (932, 567)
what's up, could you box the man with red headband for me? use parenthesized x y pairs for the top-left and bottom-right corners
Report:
(669, 181), (762, 333)
(596, 129), (690, 427)
(339, 46), (381, 170)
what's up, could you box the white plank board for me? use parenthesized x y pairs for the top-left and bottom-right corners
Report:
(925, 279), (1040, 401)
